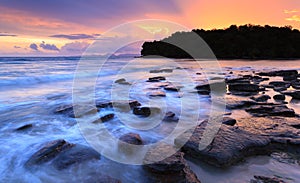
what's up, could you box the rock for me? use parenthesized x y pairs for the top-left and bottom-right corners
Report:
(164, 85), (181, 92)
(143, 144), (200, 183)
(291, 81), (300, 89)
(273, 94), (285, 100)
(258, 70), (298, 77)
(175, 122), (271, 167)
(26, 140), (74, 166)
(225, 78), (250, 84)
(26, 140), (100, 170)
(221, 117), (236, 126)
(53, 144), (100, 170)
(282, 90), (300, 99)
(283, 75), (298, 81)
(115, 78), (131, 85)
(150, 69), (173, 73)
(119, 133), (143, 145)
(147, 76), (166, 82)
(133, 106), (160, 117)
(228, 83), (259, 92)
(147, 91), (166, 97)
(195, 82), (225, 95)
(273, 86), (288, 92)
(250, 175), (287, 183)
(110, 100), (141, 112)
(269, 81), (290, 88)
(250, 95), (271, 102)
(92, 113), (115, 123)
(163, 111), (179, 122)
(15, 124), (33, 131)
(175, 117), (300, 167)
(245, 105), (295, 117)
(54, 104), (98, 118)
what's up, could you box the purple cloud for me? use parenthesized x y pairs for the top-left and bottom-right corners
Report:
(60, 41), (89, 54)
(29, 43), (38, 51)
(0, 1), (181, 26)
(14, 46), (21, 49)
(40, 41), (59, 51)
(0, 33), (17, 37)
(49, 33), (100, 40)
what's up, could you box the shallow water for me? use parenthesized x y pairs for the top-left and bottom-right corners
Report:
(0, 57), (299, 182)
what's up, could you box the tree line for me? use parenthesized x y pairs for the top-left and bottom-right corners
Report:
(141, 24), (300, 59)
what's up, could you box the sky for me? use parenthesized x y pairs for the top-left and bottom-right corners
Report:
(0, 0), (299, 56)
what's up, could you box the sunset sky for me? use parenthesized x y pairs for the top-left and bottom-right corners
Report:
(0, 0), (299, 56)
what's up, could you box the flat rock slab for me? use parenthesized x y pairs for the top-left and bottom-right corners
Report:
(175, 117), (300, 167)
(26, 139), (100, 170)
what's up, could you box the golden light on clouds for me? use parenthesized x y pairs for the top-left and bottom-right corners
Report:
(284, 9), (298, 14)
(286, 15), (300, 22)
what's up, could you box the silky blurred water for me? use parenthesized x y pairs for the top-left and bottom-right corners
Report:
(0, 57), (299, 182)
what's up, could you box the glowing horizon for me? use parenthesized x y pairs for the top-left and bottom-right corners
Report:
(0, 0), (299, 56)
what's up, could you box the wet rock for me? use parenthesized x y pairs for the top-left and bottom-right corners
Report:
(133, 106), (160, 117)
(250, 95), (271, 102)
(163, 111), (179, 122)
(175, 122), (271, 167)
(54, 104), (98, 118)
(53, 144), (100, 170)
(221, 117), (236, 126)
(115, 78), (131, 85)
(147, 91), (166, 97)
(92, 113), (115, 123)
(164, 85), (181, 92)
(96, 101), (113, 108)
(26, 139), (73, 166)
(195, 82), (225, 95)
(283, 74), (298, 81)
(143, 144), (200, 183)
(225, 77), (250, 84)
(15, 124), (33, 131)
(269, 81), (290, 88)
(228, 83), (259, 92)
(291, 81), (300, 89)
(147, 76), (166, 82)
(273, 94), (285, 101)
(150, 69), (173, 73)
(273, 86), (288, 92)
(258, 70), (298, 77)
(245, 105), (295, 117)
(250, 175), (286, 183)
(110, 100), (141, 112)
(119, 133), (143, 145)
(175, 117), (300, 167)
(282, 90), (300, 99)
(26, 140), (100, 169)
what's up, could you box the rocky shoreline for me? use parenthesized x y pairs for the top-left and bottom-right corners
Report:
(24, 68), (300, 182)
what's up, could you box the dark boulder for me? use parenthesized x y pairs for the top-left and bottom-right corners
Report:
(228, 83), (259, 92)
(250, 95), (271, 102)
(92, 113), (115, 123)
(15, 124), (33, 131)
(164, 85), (181, 92)
(114, 78), (131, 85)
(273, 94), (286, 100)
(133, 106), (160, 117)
(221, 117), (237, 126)
(147, 76), (166, 82)
(269, 81), (290, 88)
(53, 144), (100, 170)
(119, 133), (143, 145)
(163, 111), (179, 122)
(258, 70), (298, 77)
(26, 139), (100, 170)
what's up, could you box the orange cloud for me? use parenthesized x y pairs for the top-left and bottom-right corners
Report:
(286, 15), (300, 22)
(284, 9), (298, 14)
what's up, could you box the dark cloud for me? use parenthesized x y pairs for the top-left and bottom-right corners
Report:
(0, 33), (17, 37)
(40, 41), (59, 51)
(14, 46), (21, 49)
(29, 43), (38, 51)
(0, 0), (181, 26)
(49, 33), (100, 40)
